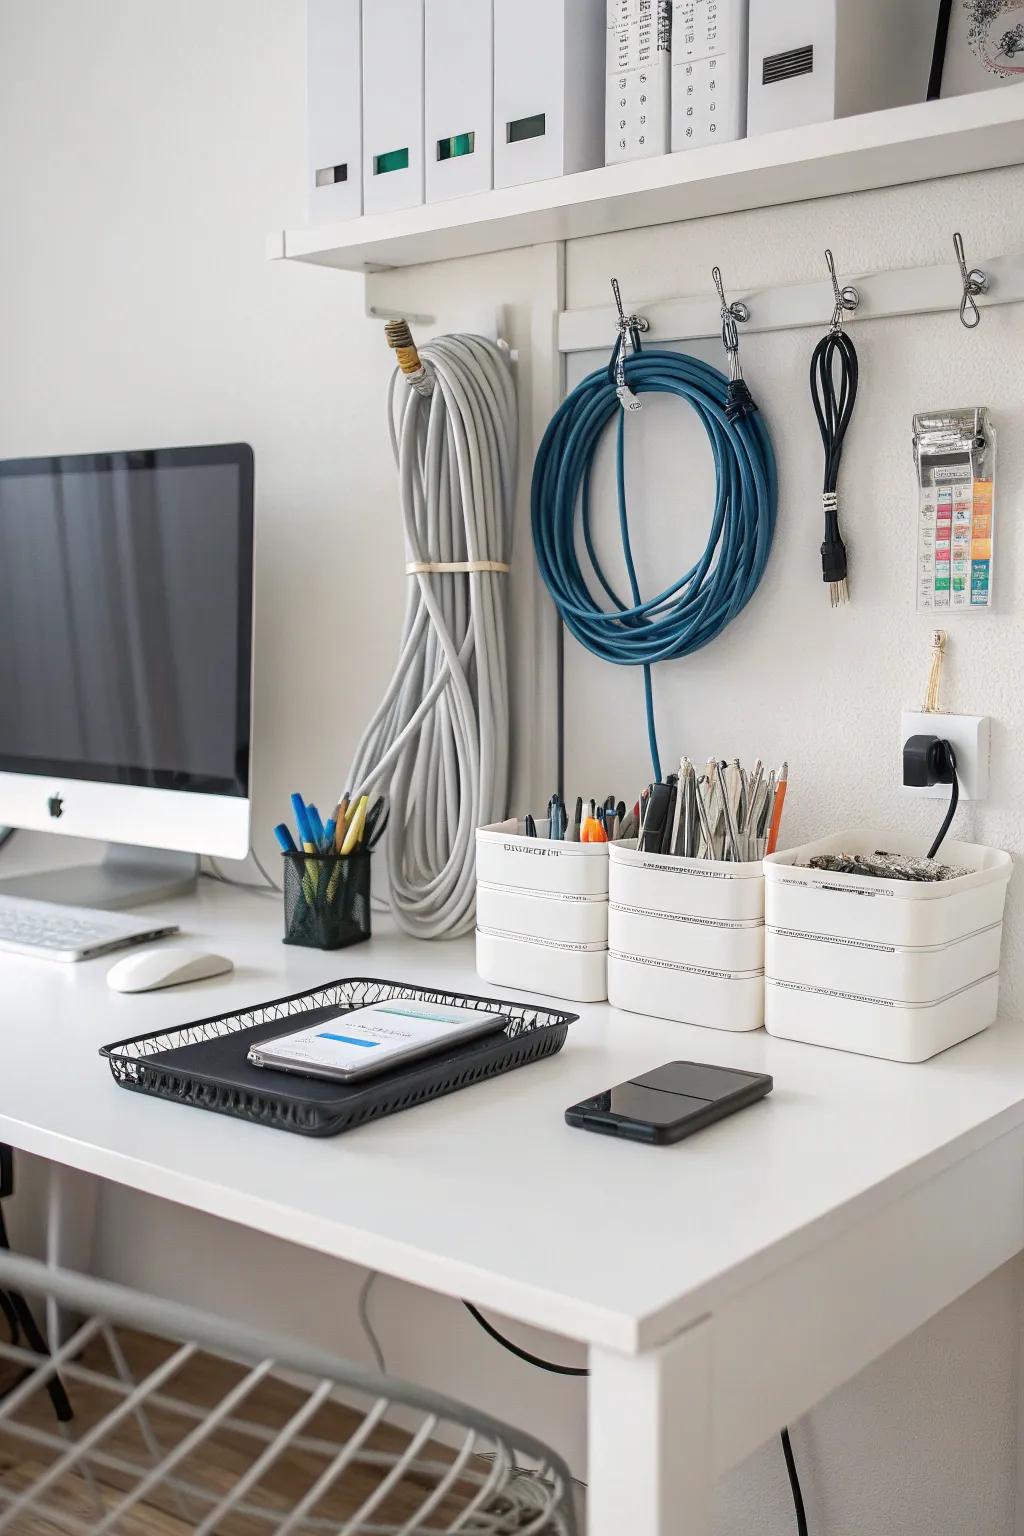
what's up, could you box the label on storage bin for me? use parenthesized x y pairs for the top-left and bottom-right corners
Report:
(611, 949), (762, 982)
(772, 875), (893, 900)
(625, 860), (755, 883)
(481, 881), (605, 906)
(611, 901), (759, 931)
(477, 925), (607, 954)
(767, 973), (999, 1008)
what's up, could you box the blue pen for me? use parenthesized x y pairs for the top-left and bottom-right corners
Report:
(273, 822), (298, 854)
(306, 803), (326, 849)
(290, 792), (314, 850)
(323, 817), (336, 853)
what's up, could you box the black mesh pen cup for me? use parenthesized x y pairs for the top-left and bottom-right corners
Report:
(282, 850), (371, 950)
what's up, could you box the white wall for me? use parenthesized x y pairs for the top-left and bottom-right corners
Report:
(3, 3), (1023, 1532)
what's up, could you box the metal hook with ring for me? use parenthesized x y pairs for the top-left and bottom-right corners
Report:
(824, 249), (859, 332)
(711, 265), (749, 381)
(953, 231), (989, 329)
(609, 277), (649, 411)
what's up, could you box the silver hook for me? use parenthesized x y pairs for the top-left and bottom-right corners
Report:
(953, 231), (988, 329)
(711, 265), (749, 380)
(824, 249), (859, 331)
(609, 277), (648, 411)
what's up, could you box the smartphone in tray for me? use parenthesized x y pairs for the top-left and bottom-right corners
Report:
(566, 1060), (773, 1145)
(247, 999), (507, 1083)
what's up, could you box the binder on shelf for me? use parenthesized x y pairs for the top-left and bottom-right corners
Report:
(606, 0), (672, 166)
(361, 0), (425, 215)
(671, 0), (748, 153)
(306, 0), (362, 224)
(493, 0), (606, 190)
(746, 0), (937, 139)
(424, 0), (493, 202)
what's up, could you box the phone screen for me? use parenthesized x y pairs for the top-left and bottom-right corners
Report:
(249, 1001), (505, 1081)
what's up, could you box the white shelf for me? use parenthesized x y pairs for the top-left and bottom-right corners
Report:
(272, 88), (1024, 274)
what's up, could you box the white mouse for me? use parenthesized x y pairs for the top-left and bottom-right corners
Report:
(107, 945), (234, 994)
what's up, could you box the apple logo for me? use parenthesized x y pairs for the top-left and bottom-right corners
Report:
(47, 793), (64, 819)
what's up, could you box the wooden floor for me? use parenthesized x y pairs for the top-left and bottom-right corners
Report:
(0, 1328), (516, 1535)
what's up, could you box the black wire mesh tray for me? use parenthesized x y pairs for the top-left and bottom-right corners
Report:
(100, 976), (576, 1138)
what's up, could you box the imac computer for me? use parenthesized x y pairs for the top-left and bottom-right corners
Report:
(0, 443), (254, 908)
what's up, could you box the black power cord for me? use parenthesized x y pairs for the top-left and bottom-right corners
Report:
(809, 322), (859, 608)
(926, 741), (959, 859)
(463, 1301), (810, 1530)
(781, 1427), (809, 1536)
(462, 1302), (588, 1378)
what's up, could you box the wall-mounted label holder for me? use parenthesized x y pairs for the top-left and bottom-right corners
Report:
(913, 408), (995, 612)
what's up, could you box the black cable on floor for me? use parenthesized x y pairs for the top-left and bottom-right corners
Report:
(462, 1301), (588, 1378)
(781, 1427), (808, 1536)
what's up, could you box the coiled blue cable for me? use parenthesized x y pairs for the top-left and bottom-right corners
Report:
(531, 348), (778, 781)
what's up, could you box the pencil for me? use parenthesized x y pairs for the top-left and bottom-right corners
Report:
(766, 762), (789, 855)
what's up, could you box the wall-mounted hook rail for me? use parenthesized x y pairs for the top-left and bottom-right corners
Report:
(952, 231), (989, 329)
(557, 249), (1024, 356)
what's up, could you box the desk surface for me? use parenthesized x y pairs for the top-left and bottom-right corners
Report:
(3, 868), (1024, 1354)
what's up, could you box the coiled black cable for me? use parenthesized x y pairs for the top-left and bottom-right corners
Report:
(809, 326), (859, 607)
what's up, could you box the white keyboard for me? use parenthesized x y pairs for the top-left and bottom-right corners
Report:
(0, 895), (178, 962)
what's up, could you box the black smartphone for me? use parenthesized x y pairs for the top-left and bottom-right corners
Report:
(565, 1060), (773, 1145)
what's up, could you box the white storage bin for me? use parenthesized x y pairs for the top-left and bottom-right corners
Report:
(606, 843), (765, 1030)
(609, 843), (764, 921)
(608, 951), (764, 1033)
(764, 830), (1012, 1061)
(765, 974), (1001, 1065)
(477, 881), (608, 947)
(476, 820), (608, 898)
(476, 928), (607, 1004)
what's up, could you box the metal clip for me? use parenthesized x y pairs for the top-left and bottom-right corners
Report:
(824, 249), (859, 332)
(953, 231), (989, 329)
(711, 265), (749, 381)
(610, 277), (648, 411)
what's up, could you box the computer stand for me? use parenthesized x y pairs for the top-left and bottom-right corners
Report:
(0, 844), (199, 909)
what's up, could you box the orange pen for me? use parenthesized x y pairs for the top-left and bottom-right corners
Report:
(766, 762), (789, 855)
(580, 816), (608, 844)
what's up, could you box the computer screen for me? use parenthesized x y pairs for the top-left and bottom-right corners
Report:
(0, 444), (253, 797)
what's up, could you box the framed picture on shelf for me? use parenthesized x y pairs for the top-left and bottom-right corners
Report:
(930, 0), (1024, 98)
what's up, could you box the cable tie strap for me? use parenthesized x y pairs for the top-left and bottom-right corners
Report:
(822, 491), (838, 512)
(725, 378), (756, 422)
(405, 559), (510, 575)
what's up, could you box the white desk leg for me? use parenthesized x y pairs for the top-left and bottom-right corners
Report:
(45, 1163), (99, 1347)
(587, 1318), (713, 1536)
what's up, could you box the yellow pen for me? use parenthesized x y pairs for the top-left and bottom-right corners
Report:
(341, 795), (369, 854)
(333, 798), (349, 852)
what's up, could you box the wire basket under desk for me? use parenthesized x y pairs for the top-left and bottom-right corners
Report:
(100, 977), (576, 1138)
(0, 1250), (578, 1535)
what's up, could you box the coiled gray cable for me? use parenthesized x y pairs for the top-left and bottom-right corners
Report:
(346, 335), (517, 938)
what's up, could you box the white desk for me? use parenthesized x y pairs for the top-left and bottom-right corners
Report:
(3, 875), (1024, 1534)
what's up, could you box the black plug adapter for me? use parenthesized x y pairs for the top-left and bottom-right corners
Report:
(903, 734), (956, 788)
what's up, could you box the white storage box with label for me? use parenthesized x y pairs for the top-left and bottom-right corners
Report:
(362, 0), (425, 214)
(493, 0), (606, 189)
(306, 0), (362, 223)
(475, 820), (608, 1003)
(607, 843), (764, 1031)
(424, 0), (492, 202)
(764, 831), (1013, 1063)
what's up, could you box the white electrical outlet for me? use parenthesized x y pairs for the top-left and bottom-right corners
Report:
(900, 711), (990, 801)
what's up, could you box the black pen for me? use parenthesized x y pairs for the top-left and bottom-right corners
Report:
(524, 813), (538, 838)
